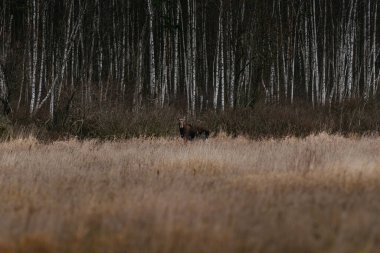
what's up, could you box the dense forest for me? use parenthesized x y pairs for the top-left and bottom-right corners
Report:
(0, 0), (380, 138)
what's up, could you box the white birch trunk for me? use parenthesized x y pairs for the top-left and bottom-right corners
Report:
(338, 26), (346, 103)
(321, 1), (327, 105)
(29, 0), (39, 115)
(230, 46), (235, 108)
(312, 0), (320, 105)
(36, 4), (46, 108)
(133, 34), (143, 111)
(191, 0), (196, 114)
(161, 4), (168, 108)
(229, 1), (235, 108)
(34, 0), (82, 118)
(202, 2), (208, 105)
(278, 1), (288, 101)
(121, 14), (126, 100)
(346, 0), (356, 99)
(98, 8), (103, 104)
(220, 27), (225, 111)
(270, 63), (275, 103)
(173, 1), (179, 98)
(373, 2), (378, 96)
(290, 28), (297, 104)
(303, 17), (310, 99)
(213, 0), (223, 110)
(364, 0), (371, 101)
(147, 0), (156, 98)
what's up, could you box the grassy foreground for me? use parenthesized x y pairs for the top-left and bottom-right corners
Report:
(1, 134), (380, 253)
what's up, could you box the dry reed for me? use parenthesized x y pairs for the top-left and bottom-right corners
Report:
(1, 133), (380, 253)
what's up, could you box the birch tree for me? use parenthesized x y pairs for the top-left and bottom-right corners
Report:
(2, 0), (380, 117)
(147, 0), (156, 100)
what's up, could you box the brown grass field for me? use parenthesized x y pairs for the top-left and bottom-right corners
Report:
(1, 134), (380, 253)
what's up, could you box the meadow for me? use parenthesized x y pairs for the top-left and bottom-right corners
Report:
(1, 134), (380, 253)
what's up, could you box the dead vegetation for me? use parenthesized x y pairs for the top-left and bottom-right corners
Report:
(1, 134), (380, 253)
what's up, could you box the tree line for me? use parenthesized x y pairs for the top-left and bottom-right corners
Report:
(0, 0), (379, 120)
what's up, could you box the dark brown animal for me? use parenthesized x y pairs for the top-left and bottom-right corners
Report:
(178, 117), (209, 141)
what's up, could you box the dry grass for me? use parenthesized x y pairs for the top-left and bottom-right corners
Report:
(1, 133), (380, 253)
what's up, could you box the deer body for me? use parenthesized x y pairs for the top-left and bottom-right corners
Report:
(178, 118), (209, 140)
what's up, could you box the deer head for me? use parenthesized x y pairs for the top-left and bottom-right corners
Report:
(178, 117), (186, 128)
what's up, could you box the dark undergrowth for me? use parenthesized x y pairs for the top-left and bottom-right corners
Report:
(1, 100), (380, 141)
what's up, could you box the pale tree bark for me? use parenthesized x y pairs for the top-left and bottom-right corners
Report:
(191, 0), (196, 114)
(364, 0), (380, 99)
(290, 36), (296, 104)
(372, 2), (379, 96)
(36, 3), (46, 108)
(86, 0), (97, 105)
(337, 23), (346, 103)
(302, 16), (310, 100)
(311, 0), (320, 105)
(276, 29), (280, 103)
(133, 25), (145, 111)
(3, 0), (380, 116)
(290, 6), (300, 104)
(202, 1), (208, 108)
(120, 1), (126, 101)
(29, 0), (39, 115)
(147, 0), (156, 99)
(228, 0), (236, 109)
(213, 0), (223, 110)
(160, 2), (168, 108)
(321, 0), (327, 105)
(269, 63), (275, 103)
(346, 0), (357, 99)
(364, 0), (371, 101)
(220, 22), (225, 111)
(173, 0), (179, 98)
(111, 0), (118, 90)
(33, 0), (84, 120)
(97, 0), (103, 104)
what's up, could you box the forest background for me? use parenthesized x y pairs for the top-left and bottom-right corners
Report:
(1, 0), (380, 139)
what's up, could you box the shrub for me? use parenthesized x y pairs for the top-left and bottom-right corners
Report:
(5, 100), (380, 140)
(0, 116), (13, 140)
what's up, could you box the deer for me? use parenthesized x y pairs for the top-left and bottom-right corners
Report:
(178, 117), (209, 141)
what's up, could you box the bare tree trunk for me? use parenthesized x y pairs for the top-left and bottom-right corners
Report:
(303, 17), (310, 101)
(311, 0), (320, 105)
(321, 0), (327, 105)
(213, 0), (223, 110)
(220, 26), (225, 111)
(133, 26), (144, 111)
(346, 0), (357, 99)
(97, 0), (103, 104)
(34, 0), (83, 119)
(191, 0), (196, 114)
(202, 1), (208, 109)
(173, 0), (179, 99)
(373, 2), (378, 96)
(147, 0), (156, 100)
(120, 1), (126, 101)
(29, 0), (39, 115)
